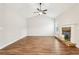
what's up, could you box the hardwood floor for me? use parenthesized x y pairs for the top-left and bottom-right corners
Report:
(0, 36), (79, 55)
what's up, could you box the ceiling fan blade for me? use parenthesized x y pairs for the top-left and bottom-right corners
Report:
(43, 12), (46, 14)
(37, 8), (39, 11)
(43, 9), (47, 11)
(42, 11), (46, 14)
(37, 8), (42, 12)
(34, 12), (39, 13)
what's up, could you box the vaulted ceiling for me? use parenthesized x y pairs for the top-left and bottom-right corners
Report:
(1, 3), (77, 18)
(27, 3), (76, 18)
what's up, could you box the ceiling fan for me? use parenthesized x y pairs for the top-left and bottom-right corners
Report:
(33, 3), (47, 15)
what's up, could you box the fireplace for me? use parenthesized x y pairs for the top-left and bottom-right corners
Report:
(62, 27), (71, 41)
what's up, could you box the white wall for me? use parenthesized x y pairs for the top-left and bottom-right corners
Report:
(27, 15), (54, 36)
(0, 4), (54, 49)
(56, 4), (79, 48)
(0, 4), (27, 49)
(0, 4), (7, 49)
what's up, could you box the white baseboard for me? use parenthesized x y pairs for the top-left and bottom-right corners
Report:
(0, 35), (27, 49)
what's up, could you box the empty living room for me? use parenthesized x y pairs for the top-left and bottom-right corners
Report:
(0, 2), (79, 56)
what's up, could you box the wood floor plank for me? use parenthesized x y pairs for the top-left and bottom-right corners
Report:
(0, 36), (79, 55)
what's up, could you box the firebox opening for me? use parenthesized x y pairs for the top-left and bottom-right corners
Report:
(62, 27), (71, 41)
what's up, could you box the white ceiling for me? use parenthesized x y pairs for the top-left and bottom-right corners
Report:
(1, 3), (77, 18)
(29, 3), (76, 17)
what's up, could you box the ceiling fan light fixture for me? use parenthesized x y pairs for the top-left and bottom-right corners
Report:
(39, 12), (42, 15)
